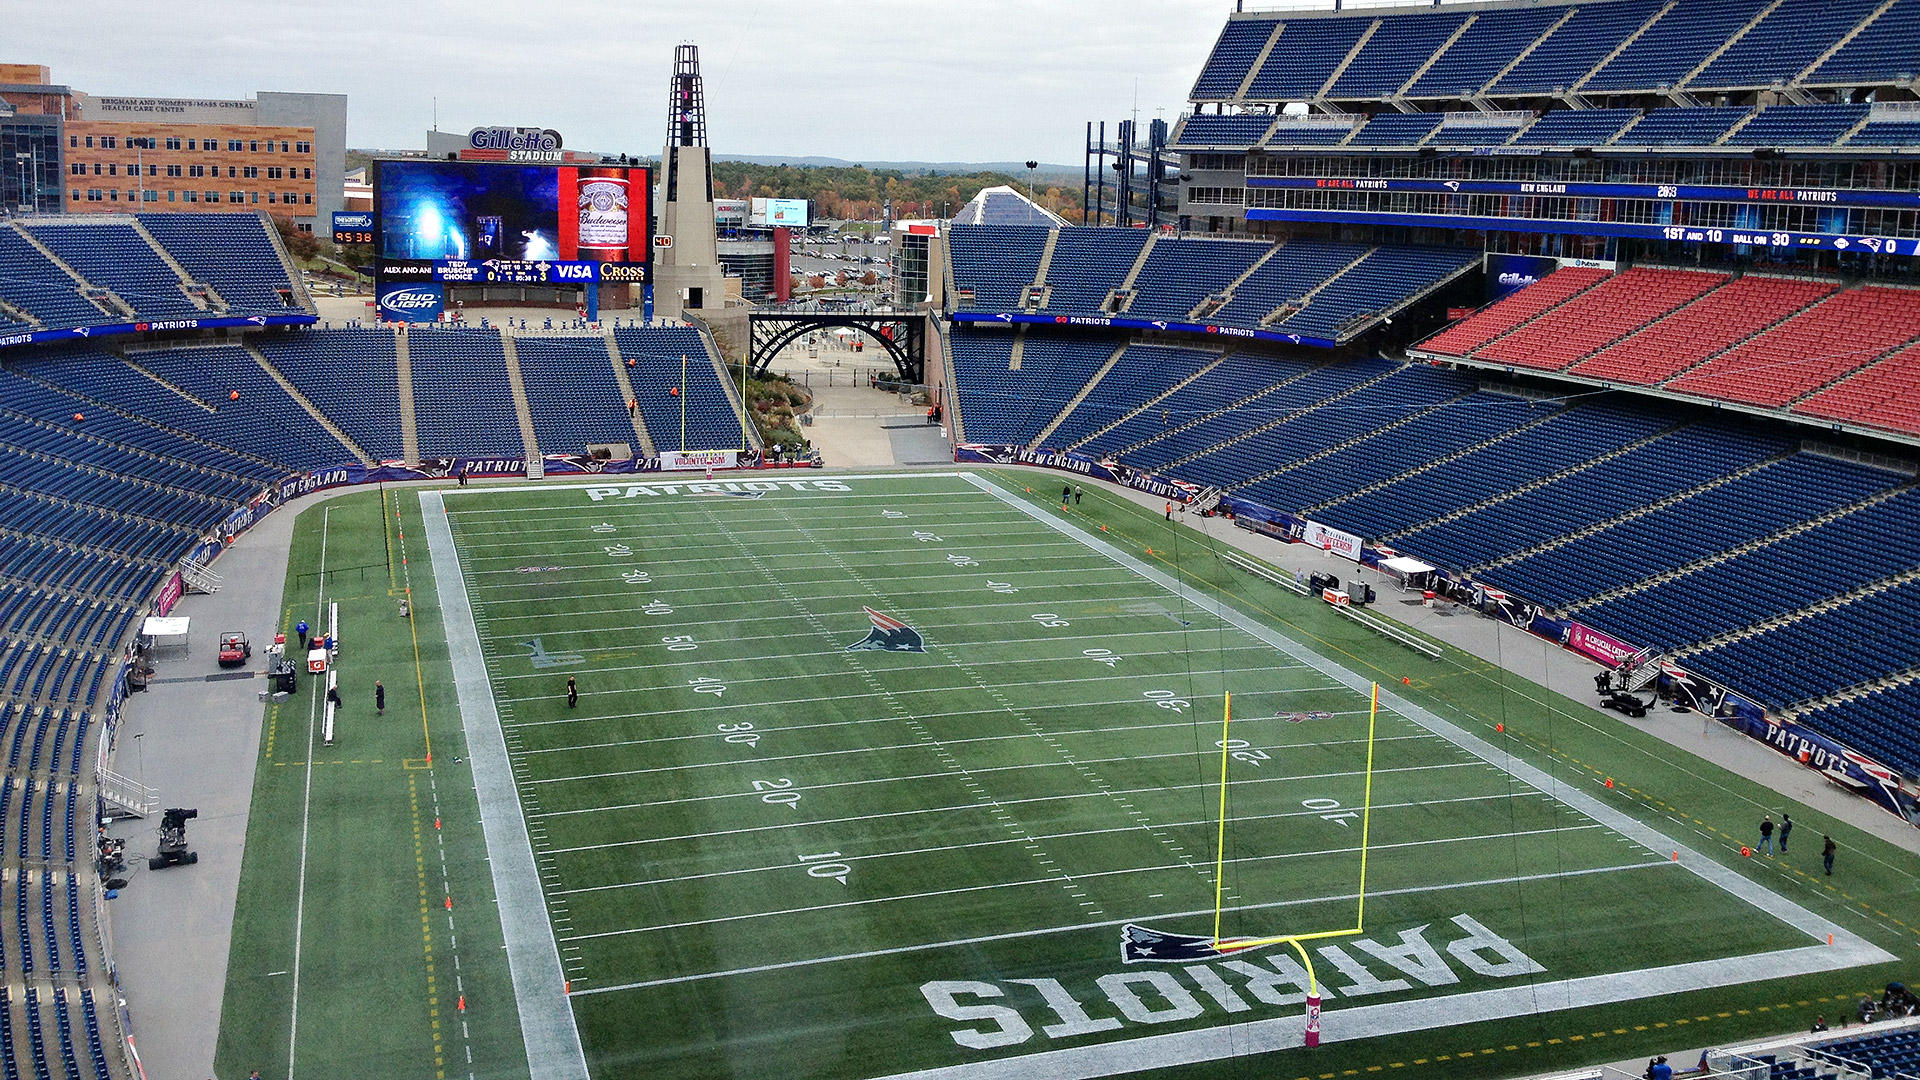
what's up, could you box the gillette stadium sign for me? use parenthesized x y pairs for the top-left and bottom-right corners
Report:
(467, 126), (564, 162)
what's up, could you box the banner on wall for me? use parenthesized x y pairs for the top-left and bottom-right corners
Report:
(1300, 520), (1363, 561)
(953, 445), (1199, 502)
(154, 572), (184, 618)
(660, 450), (739, 472)
(1565, 621), (1638, 667)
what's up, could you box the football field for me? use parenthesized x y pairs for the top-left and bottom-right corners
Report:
(417, 471), (1891, 1080)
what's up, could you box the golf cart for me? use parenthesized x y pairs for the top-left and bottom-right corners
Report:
(217, 631), (252, 667)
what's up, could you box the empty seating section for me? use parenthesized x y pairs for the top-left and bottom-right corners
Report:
(1051, 344), (1219, 449)
(1491, 0), (1663, 94)
(133, 345), (348, 467)
(1668, 287), (1920, 408)
(1272, 247), (1476, 339)
(1407, 7), (1567, 96)
(1582, 0), (1775, 92)
(407, 330), (523, 458)
(613, 327), (744, 452)
(1684, 581), (1920, 709)
(949, 331), (1017, 443)
(1577, 489), (1920, 653)
(1129, 358), (1402, 478)
(1041, 230), (1147, 314)
(1170, 114), (1275, 149)
(1804, 0), (1920, 85)
(1474, 269), (1728, 371)
(1424, 122), (1525, 147)
(257, 329), (404, 460)
(1328, 12), (1469, 98)
(1570, 276), (1835, 385)
(1797, 343), (1920, 436)
(1237, 390), (1541, 513)
(1347, 113), (1440, 147)
(949, 225), (1049, 310)
(0, 230), (109, 329)
(1419, 267), (1608, 357)
(1513, 109), (1639, 146)
(1617, 107), (1753, 145)
(1264, 122), (1361, 148)
(1246, 18), (1374, 99)
(23, 223), (198, 319)
(1395, 425), (1787, 570)
(1318, 403), (1676, 540)
(1078, 352), (1305, 459)
(978, 336), (1115, 448)
(1211, 241), (1369, 328)
(1725, 103), (1868, 146)
(1191, 18), (1277, 99)
(1127, 239), (1267, 319)
(1481, 454), (1897, 608)
(1691, 0), (1882, 88)
(136, 213), (297, 313)
(514, 337), (635, 453)
(1848, 119), (1920, 145)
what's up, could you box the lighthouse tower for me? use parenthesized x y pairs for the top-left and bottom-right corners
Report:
(654, 44), (727, 321)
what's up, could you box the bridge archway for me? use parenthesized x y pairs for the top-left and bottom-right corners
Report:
(748, 311), (926, 383)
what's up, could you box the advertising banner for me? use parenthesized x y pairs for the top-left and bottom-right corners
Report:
(1246, 206), (1920, 256)
(1244, 175), (1920, 211)
(1484, 253), (1559, 303)
(154, 572), (184, 617)
(372, 159), (650, 280)
(332, 212), (374, 245)
(1565, 621), (1639, 667)
(952, 445), (1199, 502)
(660, 450), (740, 472)
(377, 282), (445, 323)
(0, 313), (317, 352)
(1719, 713), (1919, 821)
(1301, 520), (1363, 561)
(949, 311), (1338, 349)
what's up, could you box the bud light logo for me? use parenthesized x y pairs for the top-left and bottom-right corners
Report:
(377, 283), (444, 323)
(468, 126), (563, 152)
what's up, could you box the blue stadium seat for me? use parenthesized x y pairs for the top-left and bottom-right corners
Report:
(613, 327), (747, 453)
(23, 221), (201, 319)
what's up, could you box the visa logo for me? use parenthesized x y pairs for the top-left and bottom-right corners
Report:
(553, 263), (595, 281)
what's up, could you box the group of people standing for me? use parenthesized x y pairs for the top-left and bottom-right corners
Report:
(1758, 813), (1837, 875)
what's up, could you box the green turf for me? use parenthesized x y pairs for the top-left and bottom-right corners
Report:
(220, 471), (1920, 1080)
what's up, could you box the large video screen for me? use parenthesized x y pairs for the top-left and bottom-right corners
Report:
(373, 159), (651, 285)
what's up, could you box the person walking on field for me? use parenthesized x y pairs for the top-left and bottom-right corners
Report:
(375, 681), (386, 716)
(1823, 835), (1837, 876)
(566, 675), (579, 709)
(1074, 485), (1083, 505)
(1062, 485), (1072, 507)
(1780, 812), (1793, 853)
(1758, 814), (1775, 855)
(1165, 501), (1173, 521)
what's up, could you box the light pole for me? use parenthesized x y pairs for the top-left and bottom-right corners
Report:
(14, 152), (30, 214)
(133, 731), (146, 798)
(1025, 160), (1039, 203)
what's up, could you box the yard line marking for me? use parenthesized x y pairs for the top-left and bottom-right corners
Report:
(551, 801), (1575, 896)
(565, 860), (1667, 995)
(285, 504), (330, 1080)
(556, 825), (1604, 940)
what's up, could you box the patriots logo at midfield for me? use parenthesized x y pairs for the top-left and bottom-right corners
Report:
(1121, 923), (1268, 964)
(846, 607), (925, 653)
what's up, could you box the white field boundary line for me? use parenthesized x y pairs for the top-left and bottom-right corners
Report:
(459, 535), (1089, 562)
(557, 824), (1614, 941)
(440, 471), (976, 499)
(443, 505), (1045, 540)
(568, 860), (1663, 996)
(420, 490), (590, 1080)
(284, 504), (329, 1080)
(557, 817), (1619, 898)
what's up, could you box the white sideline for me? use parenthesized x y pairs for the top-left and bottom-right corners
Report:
(422, 491), (589, 1080)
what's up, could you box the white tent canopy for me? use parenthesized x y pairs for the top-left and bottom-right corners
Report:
(1380, 556), (1435, 576)
(140, 616), (189, 650)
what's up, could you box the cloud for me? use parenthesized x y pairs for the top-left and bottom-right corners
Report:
(11, 0), (1223, 162)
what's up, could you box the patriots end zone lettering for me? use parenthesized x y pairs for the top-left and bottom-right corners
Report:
(922, 914), (1540, 1050)
(584, 480), (852, 500)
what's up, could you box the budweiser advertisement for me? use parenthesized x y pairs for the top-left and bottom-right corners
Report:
(372, 159), (651, 285)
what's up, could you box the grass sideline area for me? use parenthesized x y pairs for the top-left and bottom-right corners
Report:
(217, 470), (1920, 1080)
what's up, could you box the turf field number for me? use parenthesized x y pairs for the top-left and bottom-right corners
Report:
(882, 511), (907, 519)
(1302, 797), (1360, 827)
(798, 850), (851, 885)
(752, 778), (801, 809)
(1143, 689), (1189, 713)
(689, 677), (726, 697)
(912, 530), (943, 543)
(1032, 613), (1071, 628)
(986, 581), (1019, 594)
(1084, 648), (1119, 667)
(661, 635), (697, 651)
(718, 722), (758, 748)
(643, 600), (673, 615)
(622, 570), (653, 584)
(1215, 738), (1270, 766)
(947, 554), (980, 567)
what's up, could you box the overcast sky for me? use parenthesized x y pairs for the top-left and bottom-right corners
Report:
(13, 0), (1251, 165)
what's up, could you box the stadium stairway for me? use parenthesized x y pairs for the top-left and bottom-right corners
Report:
(1568, 0), (1680, 97)
(1786, 666), (1920, 722)
(600, 330), (657, 457)
(1030, 229), (1060, 303)
(1469, 448), (1798, 572)
(1675, 563), (1920, 660)
(495, 334), (545, 463)
(1565, 479), (1919, 612)
(1030, 342), (1130, 448)
(1377, 419), (1693, 542)
(1675, 0), (1791, 88)
(1104, 357), (1325, 457)
(240, 344), (373, 466)
(395, 327), (419, 464)
(122, 219), (220, 315)
(1303, 396), (1571, 513)
(1062, 350), (1233, 452)
(2, 227), (127, 323)
(1261, 246), (1376, 327)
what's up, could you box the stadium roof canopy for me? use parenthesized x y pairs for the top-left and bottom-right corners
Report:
(951, 185), (1067, 227)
